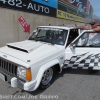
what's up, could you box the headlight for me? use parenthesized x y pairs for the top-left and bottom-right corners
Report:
(17, 66), (26, 80)
(17, 66), (32, 81)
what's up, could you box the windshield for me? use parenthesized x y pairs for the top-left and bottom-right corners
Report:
(28, 27), (68, 45)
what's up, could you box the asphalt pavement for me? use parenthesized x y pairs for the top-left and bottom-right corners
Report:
(0, 69), (100, 100)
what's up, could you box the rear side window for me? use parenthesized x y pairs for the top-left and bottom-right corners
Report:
(74, 32), (100, 47)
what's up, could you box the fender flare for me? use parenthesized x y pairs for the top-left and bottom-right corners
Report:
(33, 59), (60, 90)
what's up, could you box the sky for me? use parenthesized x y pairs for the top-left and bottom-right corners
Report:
(89, 0), (100, 17)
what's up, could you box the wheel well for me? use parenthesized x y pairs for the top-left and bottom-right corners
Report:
(53, 64), (61, 72)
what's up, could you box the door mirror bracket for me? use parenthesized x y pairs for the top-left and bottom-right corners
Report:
(70, 43), (76, 49)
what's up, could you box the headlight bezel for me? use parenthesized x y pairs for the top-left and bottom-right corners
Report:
(17, 66), (32, 82)
(17, 66), (26, 81)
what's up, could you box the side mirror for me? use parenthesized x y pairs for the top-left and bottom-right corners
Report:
(70, 43), (76, 49)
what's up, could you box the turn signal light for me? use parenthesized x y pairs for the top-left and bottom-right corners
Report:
(26, 69), (32, 81)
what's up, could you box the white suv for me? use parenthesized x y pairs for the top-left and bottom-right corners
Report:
(0, 26), (99, 91)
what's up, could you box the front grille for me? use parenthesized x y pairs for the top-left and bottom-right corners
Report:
(0, 58), (17, 76)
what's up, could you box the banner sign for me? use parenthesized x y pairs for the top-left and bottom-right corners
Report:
(70, 0), (87, 10)
(58, 0), (87, 18)
(57, 9), (85, 22)
(0, 0), (92, 23)
(31, 0), (57, 8)
(0, 0), (56, 17)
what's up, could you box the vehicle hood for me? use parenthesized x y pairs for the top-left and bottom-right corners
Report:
(7, 40), (44, 53)
(0, 40), (61, 63)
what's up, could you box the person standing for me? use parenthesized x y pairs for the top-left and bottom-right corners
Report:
(75, 19), (100, 31)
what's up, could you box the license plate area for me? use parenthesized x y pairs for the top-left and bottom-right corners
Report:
(0, 72), (5, 81)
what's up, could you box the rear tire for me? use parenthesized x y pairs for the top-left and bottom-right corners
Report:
(88, 70), (99, 74)
(39, 67), (54, 90)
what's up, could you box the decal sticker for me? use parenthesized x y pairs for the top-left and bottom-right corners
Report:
(64, 53), (100, 69)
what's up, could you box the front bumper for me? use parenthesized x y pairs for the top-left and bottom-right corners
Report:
(0, 69), (37, 92)
(11, 77), (37, 91)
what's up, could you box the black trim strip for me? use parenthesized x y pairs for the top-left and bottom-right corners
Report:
(7, 45), (28, 53)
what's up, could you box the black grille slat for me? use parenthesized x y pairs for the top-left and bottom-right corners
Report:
(1, 60), (2, 68)
(9, 63), (11, 73)
(4, 61), (6, 69)
(1, 60), (3, 69)
(8, 63), (10, 72)
(6, 62), (8, 71)
(10, 64), (12, 73)
(11, 64), (14, 74)
(15, 65), (17, 75)
(0, 59), (1, 67)
(0, 58), (17, 76)
(12, 64), (15, 75)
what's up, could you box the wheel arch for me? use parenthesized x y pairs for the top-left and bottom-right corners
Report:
(33, 59), (61, 91)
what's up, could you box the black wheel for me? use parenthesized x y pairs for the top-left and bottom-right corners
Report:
(88, 70), (99, 74)
(39, 67), (54, 90)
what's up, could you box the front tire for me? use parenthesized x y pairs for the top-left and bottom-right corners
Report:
(39, 67), (54, 90)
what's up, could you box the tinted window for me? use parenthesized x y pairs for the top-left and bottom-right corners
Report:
(67, 29), (79, 46)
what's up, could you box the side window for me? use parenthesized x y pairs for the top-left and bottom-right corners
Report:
(67, 29), (79, 46)
(52, 30), (68, 45)
(74, 32), (100, 47)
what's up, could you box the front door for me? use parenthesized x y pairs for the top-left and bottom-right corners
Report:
(65, 31), (100, 70)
